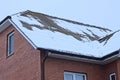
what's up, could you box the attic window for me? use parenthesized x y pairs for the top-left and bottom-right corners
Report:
(110, 73), (116, 80)
(64, 72), (86, 80)
(7, 32), (14, 56)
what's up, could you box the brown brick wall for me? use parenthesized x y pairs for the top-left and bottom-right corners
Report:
(0, 25), (41, 80)
(103, 60), (118, 80)
(45, 57), (120, 80)
(45, 57), (105, 80)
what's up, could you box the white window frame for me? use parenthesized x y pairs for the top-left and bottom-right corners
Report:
(64, 72), (87, 80)
(110, 73), (116, 80)
(7, 32), (14, 56)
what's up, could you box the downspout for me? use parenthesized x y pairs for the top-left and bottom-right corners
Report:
(41, 51), (48, 80)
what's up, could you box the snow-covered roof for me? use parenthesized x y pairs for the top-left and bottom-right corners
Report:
(10, 10), (120, 58)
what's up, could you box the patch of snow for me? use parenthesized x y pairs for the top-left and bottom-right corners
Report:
(11, 11), (120, 58)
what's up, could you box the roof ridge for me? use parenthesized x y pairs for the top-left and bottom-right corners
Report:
(98, 29), (120, 45)
(10, 10), (29, 16)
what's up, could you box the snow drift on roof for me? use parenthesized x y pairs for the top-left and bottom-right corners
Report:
(11, 10), (120, 58)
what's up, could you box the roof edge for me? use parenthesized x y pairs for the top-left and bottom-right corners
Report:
(0, 16), (12, 33)
(0, 16), (11, 25)
(37, 47), (120, 64)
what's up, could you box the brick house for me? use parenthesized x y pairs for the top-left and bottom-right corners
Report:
(0, 10), (120, 80)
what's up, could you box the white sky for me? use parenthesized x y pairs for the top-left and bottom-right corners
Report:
(0, 0), (120, 31)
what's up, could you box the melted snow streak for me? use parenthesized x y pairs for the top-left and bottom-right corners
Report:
(19, 20), (85, 41)
(98, 30), (120, 45)
(18, 10), (113, 43)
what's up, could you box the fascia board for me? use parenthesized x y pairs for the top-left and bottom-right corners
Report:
(0, 19), (11, 33)
(48, 52), (102, 64)
(48, 51), (119, 65)
(118, 49), (120, 57)
(102, 54), (119, 64)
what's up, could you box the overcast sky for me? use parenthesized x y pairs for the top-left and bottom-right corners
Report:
(0, 0), (120, 31)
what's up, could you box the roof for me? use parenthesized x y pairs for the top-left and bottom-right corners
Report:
(1, 10), (120, 58)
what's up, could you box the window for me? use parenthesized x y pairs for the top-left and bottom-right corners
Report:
(110, 73), (116, 80)
(64, 72), (86, 80)
(7, 32), (14, 56)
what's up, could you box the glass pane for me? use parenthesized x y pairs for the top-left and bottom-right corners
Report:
(76, 74), (85, 80)
(111, 75), (116, 80)
(8, 33), (14, 55)
(11, 34), (14, 54)
(64, 74), (73, 80)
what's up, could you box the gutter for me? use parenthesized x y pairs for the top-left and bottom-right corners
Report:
(48, 50), (120, 65)
(41, 51), (48, 80)
(37, 48), (120, 65)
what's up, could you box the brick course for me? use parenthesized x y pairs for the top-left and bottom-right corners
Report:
(45, 57), (104, 80)
(103, 60), (118, 80)
(45, 57), (120, 80)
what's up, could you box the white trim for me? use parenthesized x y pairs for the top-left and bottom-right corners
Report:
(64, 72), (86, 80)
(110, 73), (116, 80)
(0, 19), (11, 33)
(118, 49), (120, 57)
(102, 54), (119, 64)
(48, 52), (119, 65)
(8, 32), (14, 56)
(48, 52), (102, 64)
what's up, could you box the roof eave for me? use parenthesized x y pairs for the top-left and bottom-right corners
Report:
(118, 50), (120, 57)
(48, 52), (103, 64)
(0, 16), (11, 33)
(102, 53), (119, 64)
(37, 48), (120, 65)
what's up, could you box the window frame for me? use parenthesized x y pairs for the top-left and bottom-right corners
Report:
(64, 71), (87, 80)
(110, 73), (116, 80)
(7, 32), (15, 57)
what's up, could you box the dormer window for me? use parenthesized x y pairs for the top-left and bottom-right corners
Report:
(7, 32), (14, 56)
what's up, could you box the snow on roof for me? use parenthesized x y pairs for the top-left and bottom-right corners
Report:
(11, 10), (120, 58)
